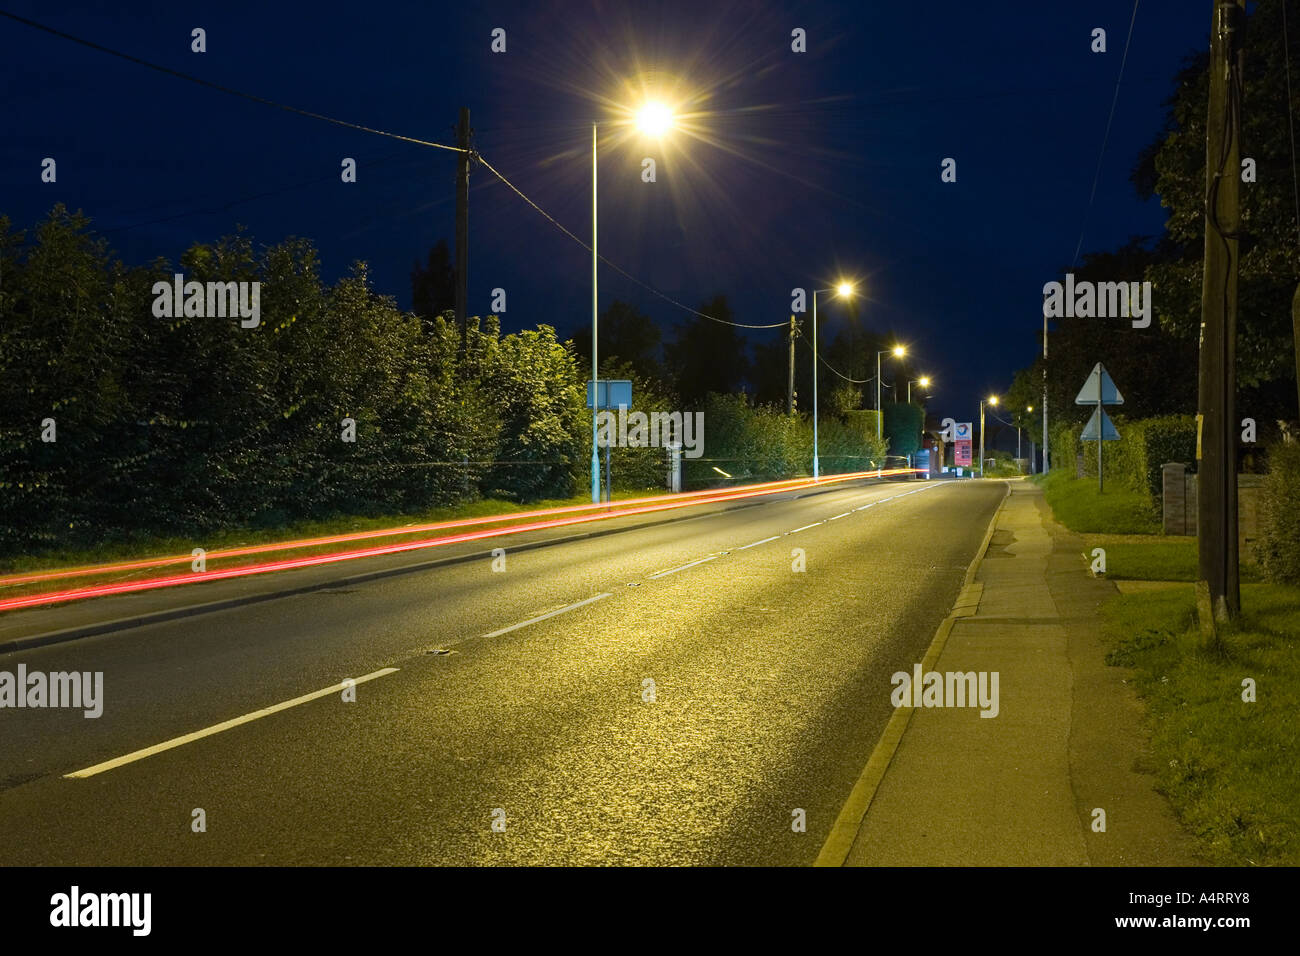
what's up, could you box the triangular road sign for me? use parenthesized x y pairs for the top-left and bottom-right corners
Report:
(1075, 362), (1124, 405)
(1080, 406), (1120, 441)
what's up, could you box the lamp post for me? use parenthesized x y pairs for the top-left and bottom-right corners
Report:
(590, 123), (599, 503)
(811, 281), (855, 479)
(979, 395), (998, 477)
(590, 102), (676, 502)
(907, 376), (930, 403)
(876, 345), (905, 441)
(1019, 405), (1033, 470)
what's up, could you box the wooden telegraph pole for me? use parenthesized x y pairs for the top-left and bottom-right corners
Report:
(1197, 0), (1246, 623)
(787, 315), (797, 415)
(455, 107), (472, 354)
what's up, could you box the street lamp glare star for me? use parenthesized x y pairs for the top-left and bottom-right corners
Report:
(892, 345), (906, 357)
(836, 281), (854, 297)
(636, 101), (675, 136)
(989, 395), (999, 405)
(919, 376), (930, 387)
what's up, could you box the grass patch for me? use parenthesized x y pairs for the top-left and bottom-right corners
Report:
(1101, 583), (1300, 865)
(1083, 534), (1263, 583)
(1035, 469), (1159, 533)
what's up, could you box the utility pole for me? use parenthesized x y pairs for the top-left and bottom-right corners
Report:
(1042, 308), (1049, 473)
(455, 107), (472, 353)
(1197, 0), (1245, 622)
(787, 315), (797, 415)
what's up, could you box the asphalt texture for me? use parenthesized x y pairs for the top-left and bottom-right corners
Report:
(0, 477), (1005, 865)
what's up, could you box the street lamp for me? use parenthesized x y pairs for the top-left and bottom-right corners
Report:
(1019, 405), (1033, 467)
(907, 376), (931, 403)
(876, 345), (905, 441)
(590, 102), (676, 502)
(979, 395), (998, 478)
(812, 281), (856, 479)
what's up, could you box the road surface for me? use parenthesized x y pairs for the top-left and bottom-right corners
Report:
(0, 477), (1005, 865)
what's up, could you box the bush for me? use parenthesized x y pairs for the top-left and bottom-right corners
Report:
(681, 396), (887, 487)
(882, 402), (924, 457)
(1051, 414), (1196, 501)
(1254, 442), (1300, 584)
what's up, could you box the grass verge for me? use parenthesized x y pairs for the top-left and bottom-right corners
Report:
(1082, 533), (1263, 583)
(1034, 469), (1159, 533)
(1101, 584), (1300, 865)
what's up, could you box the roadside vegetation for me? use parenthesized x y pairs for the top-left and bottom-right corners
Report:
(0, 206), (889, 565)
(1101, 584), (1300, 865)
(1038, 430), (1300, 866)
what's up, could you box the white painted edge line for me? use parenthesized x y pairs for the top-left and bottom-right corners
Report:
(828, 512), (852, 520)
(788, 523), (823, 534)
(647, 555), (718, 580)
(65, 667), (401, 779)
(736, 535), (781, 551)
(483, 592), (613, 639)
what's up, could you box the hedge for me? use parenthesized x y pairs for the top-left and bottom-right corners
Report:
(1253, 441), (1300, 584)
(1051, 414), (1196, 501)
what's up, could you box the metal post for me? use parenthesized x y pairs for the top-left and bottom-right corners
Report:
(590, 124), (600, 504)
(876, 351), (882, 441)
(1097, 395), (1104, 493)
(812, 292), (820, 479)
(1042, 309), (1049, 473)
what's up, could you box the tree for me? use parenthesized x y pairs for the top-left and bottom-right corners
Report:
(664, 295), (751, 402)
(569, 300), (664, 381)
(410, 239), (455, 322)
(1137, 1), (1300, 411)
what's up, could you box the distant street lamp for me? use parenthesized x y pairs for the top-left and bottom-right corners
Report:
(907, 376), (931, 403)
(877, 345), (905, 441)
(811, 282), (856, 479)
(1018, 405), (1033, 467)
(980, 395), (999, 478)
(590, 102), (676, 502)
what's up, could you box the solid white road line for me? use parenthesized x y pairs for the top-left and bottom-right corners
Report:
(735, 535), (781, 551)
(482, 592), (612, 639)
(65, 667), (400, 779)
(788, 523), (823, 534)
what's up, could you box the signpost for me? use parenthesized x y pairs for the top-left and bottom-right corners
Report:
(587, 380), (633, 502)
(953, 421), (973, 470)
(1075, 363), (1124, 492)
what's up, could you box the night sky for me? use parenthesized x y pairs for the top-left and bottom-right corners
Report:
(1, 1), (1209, 423)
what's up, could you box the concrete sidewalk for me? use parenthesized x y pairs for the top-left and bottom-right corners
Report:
(834, 479), (1200, 866)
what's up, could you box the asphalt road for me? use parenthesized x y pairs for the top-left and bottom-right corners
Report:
(0, 477), (1005, 865)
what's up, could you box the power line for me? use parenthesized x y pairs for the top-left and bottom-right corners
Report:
(0, 10), (466, 154)
(2, 8), (784, 332)
(1071, 0), (1141, 265)
(99, 152), (412, 235)
(795, 329), (875, 384)
(476, 155), (786, 330)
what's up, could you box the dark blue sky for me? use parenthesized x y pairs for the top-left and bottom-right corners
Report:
(1, 0), (1208, 422)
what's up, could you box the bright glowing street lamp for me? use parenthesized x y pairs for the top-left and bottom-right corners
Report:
(591, 103), (677, 502)
(636, 101), (675, 137)
(980, 394), (999, 478)
(811, 281), (855, 479)
(907, 376), (931, 403)
(876, 345), (905, 440)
